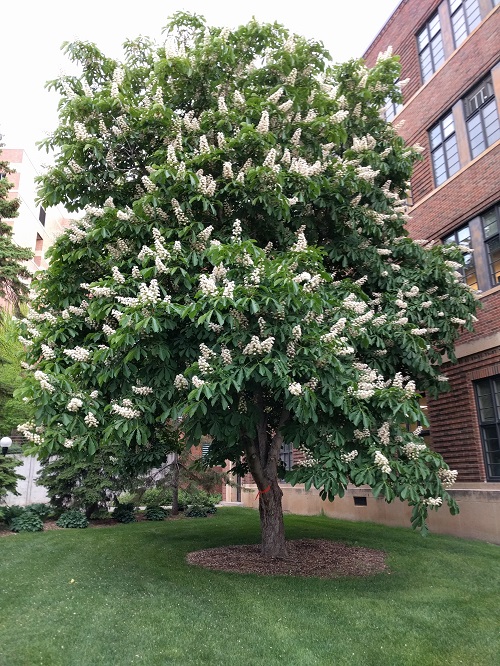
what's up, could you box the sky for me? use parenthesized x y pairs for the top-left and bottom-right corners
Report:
(1, 0), (400, 170)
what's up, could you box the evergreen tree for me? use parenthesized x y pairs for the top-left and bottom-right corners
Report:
(0, 142), (33, 311)
(19, 15), (478, 556)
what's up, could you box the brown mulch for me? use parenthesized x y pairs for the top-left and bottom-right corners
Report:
(187, 539), (389, 578)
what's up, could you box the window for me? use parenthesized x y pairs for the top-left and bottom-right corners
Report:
(443, 224), (478, 289)
(383, 80), (403, 122)
(449, 0), (481, 47)
(481, 205), (500, 286)
(429, 112), (460, 186)
(443, 204), (500, 291)
(474, 376), (500, 481)
(464, 77), (500, 158)
(279, 443), (293, 479)
(417, 13), (445, 83)
(39, 206), (46, 226)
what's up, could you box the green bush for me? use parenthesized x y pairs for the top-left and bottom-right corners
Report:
(10, 511), (44, 532)
(1, 505), (25, 526)
(113, 504), (136, 523)
(56, 510), (89, 529)
(117, 492), (138, 505)
(141, 487), (172, 506)
(145, 505), (168, 521)
(24, 503), (53, 519)
(89, 508), (110, 520)
(185, 505), (209, 518)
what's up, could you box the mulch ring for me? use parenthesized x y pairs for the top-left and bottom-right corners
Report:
(187, 539), (389, 578)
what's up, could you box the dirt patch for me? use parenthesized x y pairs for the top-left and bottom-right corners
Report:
(187, 539), (388, 578)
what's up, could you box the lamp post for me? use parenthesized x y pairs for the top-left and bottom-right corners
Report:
(1, 436), (12, 456)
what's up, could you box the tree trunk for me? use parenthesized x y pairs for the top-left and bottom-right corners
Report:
(243, 405), (289, 559)
(258, 472), (287, 559)
(170, 453), (179, 516)
(85, 502), (98, 519)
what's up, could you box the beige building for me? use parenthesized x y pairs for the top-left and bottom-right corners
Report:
(1, 147), (70, 272)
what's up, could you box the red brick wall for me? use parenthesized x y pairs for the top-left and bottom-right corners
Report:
(429, 351), (500, 481)
(364, 0), (442, 101)
(458, 289), (500, 345)
(364, 4), (500, 204)
(407, 143), (500, 239)
(364, 1), (500, 483)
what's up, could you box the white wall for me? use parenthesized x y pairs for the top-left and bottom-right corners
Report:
(3, 455), (49, 506)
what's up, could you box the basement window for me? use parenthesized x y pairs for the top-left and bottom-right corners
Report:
(353, 496), (367, 506)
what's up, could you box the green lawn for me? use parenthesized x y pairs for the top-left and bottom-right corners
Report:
(0, 508), (498, 666)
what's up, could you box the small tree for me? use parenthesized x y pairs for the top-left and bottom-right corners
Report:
(36, 445), (128, 518)
(0, 312), (33, 435)
(0, 143), (33, 311)
(20, 15), (478, 556)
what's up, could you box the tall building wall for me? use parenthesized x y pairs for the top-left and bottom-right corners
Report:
(364, 0), (500, 484)
(1, 148), (70, 274)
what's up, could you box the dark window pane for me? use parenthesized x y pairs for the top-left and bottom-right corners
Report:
(486, 237), (500, 286)
(482, 425), (499, 451)
(494, 379), (500, 412)
(475, 376), (500, 480)
(477, 383), (495, 422)
(482, 210), (498, 239)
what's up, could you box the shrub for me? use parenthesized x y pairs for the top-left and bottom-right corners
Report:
(185, 505), (209, 518)
(113, 503), (136, 523)
(1, 505), (25, 526)
(89, 508), (110, 520)
(141, 487), (172, 506)
(10, 511), (44, 532)
(117, 492), (137, 505)
(24, 503), (53, 520)
(145, 505), (168, 521)
(56, 510), (89, 529)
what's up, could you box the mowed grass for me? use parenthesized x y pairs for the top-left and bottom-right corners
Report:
(0, 508), (499, 666)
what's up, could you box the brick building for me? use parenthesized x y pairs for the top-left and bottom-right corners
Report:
(364, 0), (500, 486)
(240, 0), (500, 542)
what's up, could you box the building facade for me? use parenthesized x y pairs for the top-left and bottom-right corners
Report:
(364, 0), (500, 486)
(0, 148), (70, 274)
(240, 0), (500, 542)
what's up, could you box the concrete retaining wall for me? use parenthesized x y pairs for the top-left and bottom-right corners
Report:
(241, 483), (500, 544)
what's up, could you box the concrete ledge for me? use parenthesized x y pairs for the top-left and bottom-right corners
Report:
(241, 484), (500, 545)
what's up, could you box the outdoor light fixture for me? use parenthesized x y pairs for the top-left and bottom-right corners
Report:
(1, 436), (13, 456)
